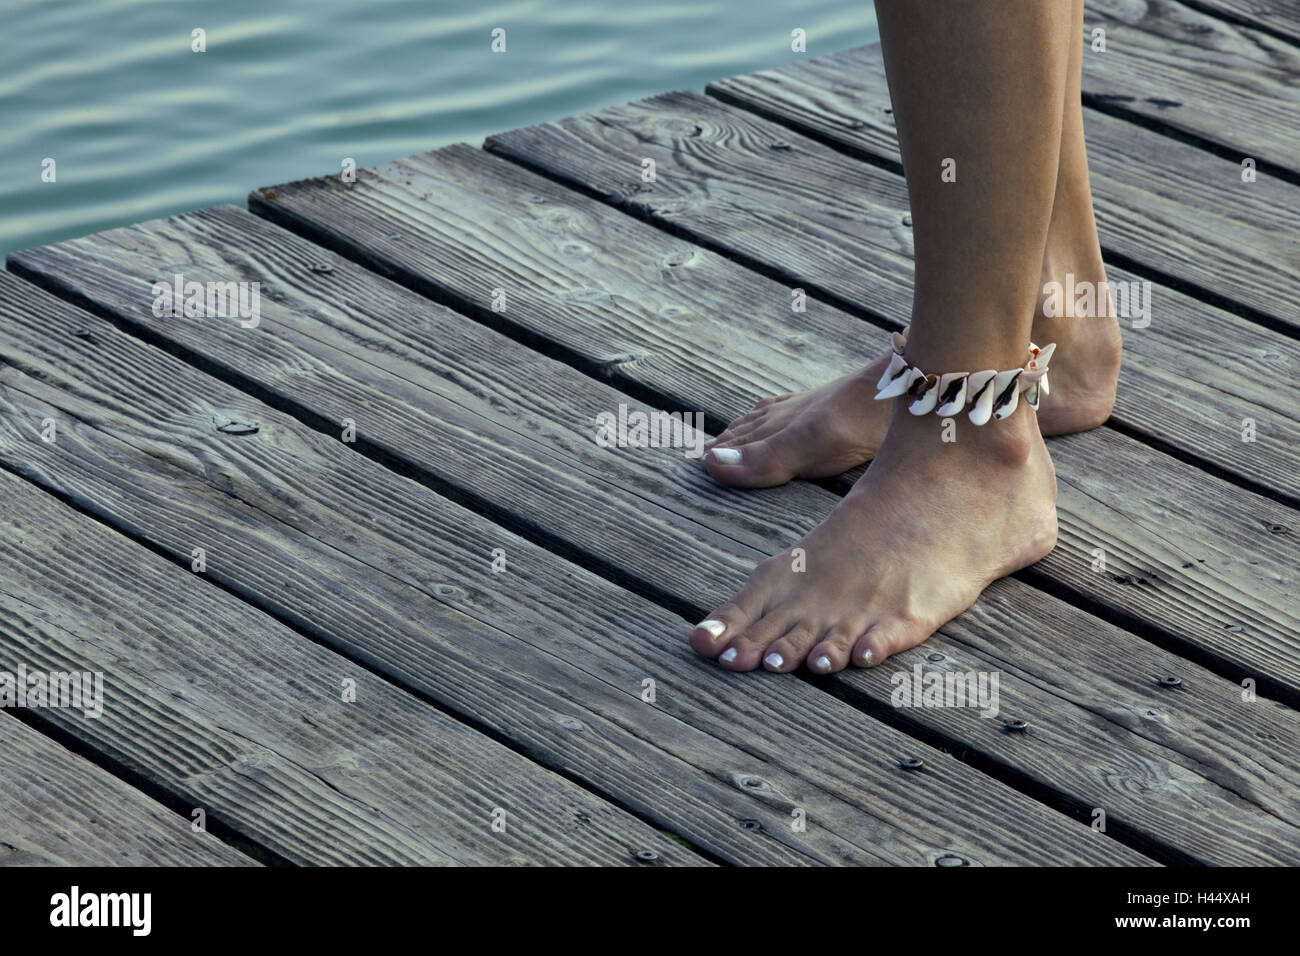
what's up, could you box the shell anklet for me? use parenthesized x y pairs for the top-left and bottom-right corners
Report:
(874, 328), (1055, 425)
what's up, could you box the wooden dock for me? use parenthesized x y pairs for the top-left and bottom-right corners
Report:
(2, 0), (1297, 866)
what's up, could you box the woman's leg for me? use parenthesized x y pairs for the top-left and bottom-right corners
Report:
(1035, 0), (1124, 429)
(703, 0), (1121, 488)
(689, 0), (1070, 672)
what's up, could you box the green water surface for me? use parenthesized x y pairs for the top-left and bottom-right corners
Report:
(1, 0), (877, 258)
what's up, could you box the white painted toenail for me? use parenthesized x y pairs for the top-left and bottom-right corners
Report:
(859, 647), (874, 665)
(695, 619), (727, 641)
(720, 647), (738, 664)
(764, 652), (784, 670)
(710, 447), (742, 464)
(813, 655), (833, 673)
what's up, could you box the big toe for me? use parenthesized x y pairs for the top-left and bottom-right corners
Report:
(704, 437), (795, 488)
(689, 593), (762, 658)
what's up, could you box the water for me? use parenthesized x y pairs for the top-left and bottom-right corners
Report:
(0, 0), (876, 258)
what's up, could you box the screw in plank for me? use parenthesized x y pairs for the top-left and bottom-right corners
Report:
(935, 854), (969, 867)
(71, 328), (92, 339)
(740, 819), (762, 831)
(769, 140), (792, 150)
(1005, 719), (1029, 732)
(1225, 624), (1244, 633)
(1159, 675), (1182, 688)
(900, 757), (924, 770)
(1267, 524), (1287, 534)
(310, 263), (334, 274)
(927, 652), (945, 662)
(635, 849), (659, 863)
(901, 214), (913, 227)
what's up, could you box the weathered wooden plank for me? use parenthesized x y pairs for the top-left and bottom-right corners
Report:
(841, 581), (1300, 848)
(235, 148), (1300, 695)
(1081, 0), (1300, 176)
(0, 713), (254, 866)
(700, 50), (1300, 332)
(0, 484), (697, 868)
(1190, 0), (1300, 45)
(0, 271), (1142, 866)
(1102, 268), (1297, 505)
(5, 220), (1294, 862)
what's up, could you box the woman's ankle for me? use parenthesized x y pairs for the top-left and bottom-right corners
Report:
(880, 395), (1041, 471)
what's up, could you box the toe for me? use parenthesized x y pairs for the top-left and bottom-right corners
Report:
(853, 616), (933, 667)
(689, 596), (761, 658)
(704, 438), (794, 488)
(754, 393), (793, 409)
(718, 612), (795, 671)
(805, 626), (860, 674)
(716, 419), (764, 445)
(704, 410), (767, 450)
(762, 623), (820, 672)
(704, 419), (765, 452)
(726, 408), (766, 432)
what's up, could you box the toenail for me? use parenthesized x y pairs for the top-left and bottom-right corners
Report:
(763, 652), (784, 670)
(812, 655), (833, 673)
(720, 647), (738, 664)
(695, 619), (727, 641)
(710, 447), (742, 464)
(858, 647), (875, 666)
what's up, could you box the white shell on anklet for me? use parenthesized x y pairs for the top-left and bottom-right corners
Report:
(876, 352), (914, 398)
(907, 372), (939, 415)
(990, 368), (1023, 421)
(872, 338), (1056, 425)
(965, 370), (998, 426)
(933, 372), (968, 418)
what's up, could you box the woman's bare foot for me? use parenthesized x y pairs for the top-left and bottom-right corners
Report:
(690, 400), (1057, 672)
(704, 258), (1121, 488)
(700, 352), (895, 488)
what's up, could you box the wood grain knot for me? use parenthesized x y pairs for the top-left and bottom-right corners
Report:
(214, 417), (260, 436)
